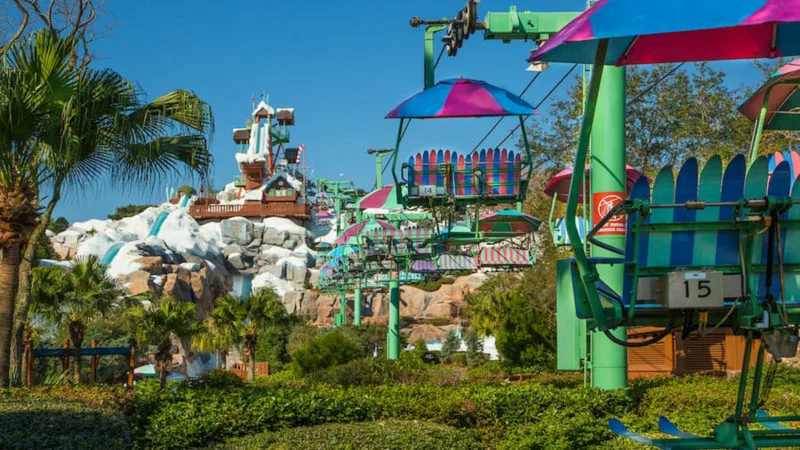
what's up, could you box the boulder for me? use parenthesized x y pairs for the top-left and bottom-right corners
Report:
(162, 273), (193, 302)
(283, 290), (303, 314)
(262, 229), (288, 246)
(282, 239), (297, 250)
(220, 217), (254, 245)
(308, 269), (320, 288)
(400, 286), (429, 317)
(52, 242), (76, 260)
(190, 271), (214, 314)
(286, 264), (308, 283)
(134, 256), (163, 275)
(227, 252), (249, 270)
(125, 270), (155, 295)
(253, 223), (264, 241)
(222, 244), (243, 258)
(299, 291), (319, 320)
(260, 263), (286, 279)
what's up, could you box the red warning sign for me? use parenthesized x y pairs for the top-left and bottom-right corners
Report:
(593, 192), (626, 235)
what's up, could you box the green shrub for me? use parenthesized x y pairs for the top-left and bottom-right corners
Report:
(337, 324), (388, 357)
(292, 331), (361, 374)
(107, 204), (153, 220)
(499, 412), (612, 450)
(0, 397), (128, 449)
(440, 330), (460, 363)
(496, 293), (555, 368)
(287, 324), (319, 356)
(188, 370), (245, 389)
(217, 420), (482, 449)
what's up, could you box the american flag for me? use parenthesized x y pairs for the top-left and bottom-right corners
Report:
(295, 144), (304, 164)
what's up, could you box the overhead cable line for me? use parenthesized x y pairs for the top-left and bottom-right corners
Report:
(471, 72), (544, 152)
(434, 44), (446, 70)
(494, 64), (579, 149)
(627, 63), (685, 106)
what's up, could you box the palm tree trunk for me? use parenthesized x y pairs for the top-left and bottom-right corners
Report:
(0, 242), (21, 387)
(247, 345), (255, 383)
(11, 183), (60, 384)
(72, 340), (82, 385)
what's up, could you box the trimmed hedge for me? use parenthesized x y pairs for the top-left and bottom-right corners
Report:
(217, 420), (483, 449)
(125, 380), (630, 448)
(0, 398), (128, 449)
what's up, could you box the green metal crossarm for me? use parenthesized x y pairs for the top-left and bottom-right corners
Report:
(483, 8), (580, 43)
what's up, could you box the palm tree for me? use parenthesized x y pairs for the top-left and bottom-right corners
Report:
(240, 289), (287, 382)
(193, 294), (241, 370)
(128, 295), (202, 387)
(0, 31), (72, 387)
(198, 289), (286, 382)
(0, 30), (215, 385)
(30, 255), (127, 383)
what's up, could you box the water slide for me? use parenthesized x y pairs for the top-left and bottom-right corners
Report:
(100, 209), (170, 266)
(231, 273), (254, 300)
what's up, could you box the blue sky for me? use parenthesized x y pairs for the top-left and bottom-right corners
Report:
(55, 0), (766, 222)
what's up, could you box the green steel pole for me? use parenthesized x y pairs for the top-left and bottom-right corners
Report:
(387, 271), (401, 359)
(354, 281), (362, 327)
(339, 289), (347, 326)
(589, 65), (628, 390)
(375, 153), (383, 189)
(424, 25), (447, 89)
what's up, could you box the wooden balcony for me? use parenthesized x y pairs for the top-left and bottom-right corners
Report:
(189, 202), (311, 220)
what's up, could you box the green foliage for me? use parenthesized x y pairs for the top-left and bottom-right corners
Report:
(0, 398), (128, 449)
(192, 370), (245, 389)
(337, 323), (388, 357)
(499, 412), (612, 450)
(176, 184), (196, 197)
(217, 420), (483, 450)
(463, 329), (483, 366)
(286, 324), (319, 356)
(291, 331), (361, 375)
(496, 292), (555, 369)
(107, 204), (153, 221)
(33, 229), (58, 262)
(409, 276), (456, 292)
(47, 216), (69, 233)
(440, 330), (460, 363)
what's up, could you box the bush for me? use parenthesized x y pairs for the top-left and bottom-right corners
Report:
(217, 420), (483, 450)
(496, 293), (555, 368)
(286, 324), (319, 356)
(187, 370), (245, 389)
(440, 330), (460, 363)
(107, 204), (153, 221)
(292, 331), (361, 375)
(0, 395), (128, 449)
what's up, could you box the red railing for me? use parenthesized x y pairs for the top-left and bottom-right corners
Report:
(229, 361), (269, 379)
(189, 202), (310, 220)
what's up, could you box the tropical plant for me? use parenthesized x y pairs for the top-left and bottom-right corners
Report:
(197, 289), (287, 382)
(30, 255), (127, 383)
(46, 216), (69, 233)
(127, 295), (202, 387)
(440, 330), (460, 363)
(0, 30), (214, 385)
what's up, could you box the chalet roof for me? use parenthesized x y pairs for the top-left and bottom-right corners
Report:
(232, 128), (250, 142)
(252, 101), (274, 118)
(265, 171), (303, 191)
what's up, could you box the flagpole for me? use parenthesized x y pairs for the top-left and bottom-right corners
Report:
(303, 145), (307, 206)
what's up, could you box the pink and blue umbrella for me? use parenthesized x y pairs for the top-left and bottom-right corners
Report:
(530, 0), (800, 65)
(386, 78), (535, 119)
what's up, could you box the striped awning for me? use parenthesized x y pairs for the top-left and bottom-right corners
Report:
(477, 248), (532, 267)
(436, 254), (476, 271)
(411, 260), (438, 273)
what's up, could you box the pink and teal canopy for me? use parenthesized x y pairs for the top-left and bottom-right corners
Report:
(544, 164), (647, 203)
(478, 209), (542, 237)
(335, 220), (397, 245)
(530, 0), (800, 65)
(739, 58), (800, 130)
(386, 78), (535, 119)
(357, 185), (402, 210)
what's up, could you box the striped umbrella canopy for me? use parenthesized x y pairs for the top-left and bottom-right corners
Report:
(478, 209), (542, 237)
(357, 185), (402, 210)
(530, 0), (800, 65)
(543, 164), (646, 203)
(411, 260), (438, 273)
(335, 220), (397, 245)
(386, 78), (535, 119)
(436, 254), (477, 271)
(326, 245), (359, 259)
(477, 247), (533, 267)
(739, 58), (800, 130)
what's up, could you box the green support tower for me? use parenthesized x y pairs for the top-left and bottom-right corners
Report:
(589, 66), (628, 390)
